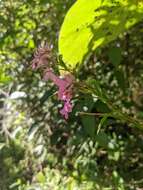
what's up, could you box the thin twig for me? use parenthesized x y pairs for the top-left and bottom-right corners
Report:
(78, 112), (109, 116)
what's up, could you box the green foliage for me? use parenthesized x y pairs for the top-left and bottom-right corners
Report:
(108, 47), (122, 67)
(0, 68), (12, 84)
(81, 115), (96, 137)
(59, 0), (143, 69)
(0, 0), (143, 189)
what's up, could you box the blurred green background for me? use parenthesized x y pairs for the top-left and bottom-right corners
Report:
(0, 0), (143, 189)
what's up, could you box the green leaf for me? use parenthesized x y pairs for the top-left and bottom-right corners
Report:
(108, 47), (122, 67)
(115, 69), (126, 91)
(97, 115), (108, 134)
(59, 0), (143, 70)
(87, 78), (103, 97)
(95, 100), (110, 113)
(95, 132), (109, 148)
(0, 143), (5, 151)
(39, 87), (56, 106)
(0, 68), (12, 85)
(36, 171), (46, 183)
(81, 115), (96, 137)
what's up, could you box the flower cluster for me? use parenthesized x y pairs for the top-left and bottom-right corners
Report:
(31, 44), (52, 70)
(31, 44), (74, 119)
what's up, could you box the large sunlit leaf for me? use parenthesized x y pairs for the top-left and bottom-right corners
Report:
(59, 0), (143, 70)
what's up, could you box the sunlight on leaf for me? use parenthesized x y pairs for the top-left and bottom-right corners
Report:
(59, 0), (143, 70)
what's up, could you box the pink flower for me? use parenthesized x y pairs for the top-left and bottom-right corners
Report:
(60, 100), (73, 119)
(31, 44), (52, 70)
(44, 70), (74, 119)
(31, 44), (74, 119)
(57, 74), (74, 101)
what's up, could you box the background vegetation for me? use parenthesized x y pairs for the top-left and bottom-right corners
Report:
(0, 0), (143, 189)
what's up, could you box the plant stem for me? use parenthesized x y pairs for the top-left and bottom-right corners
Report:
(76, 82), (143, 130)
